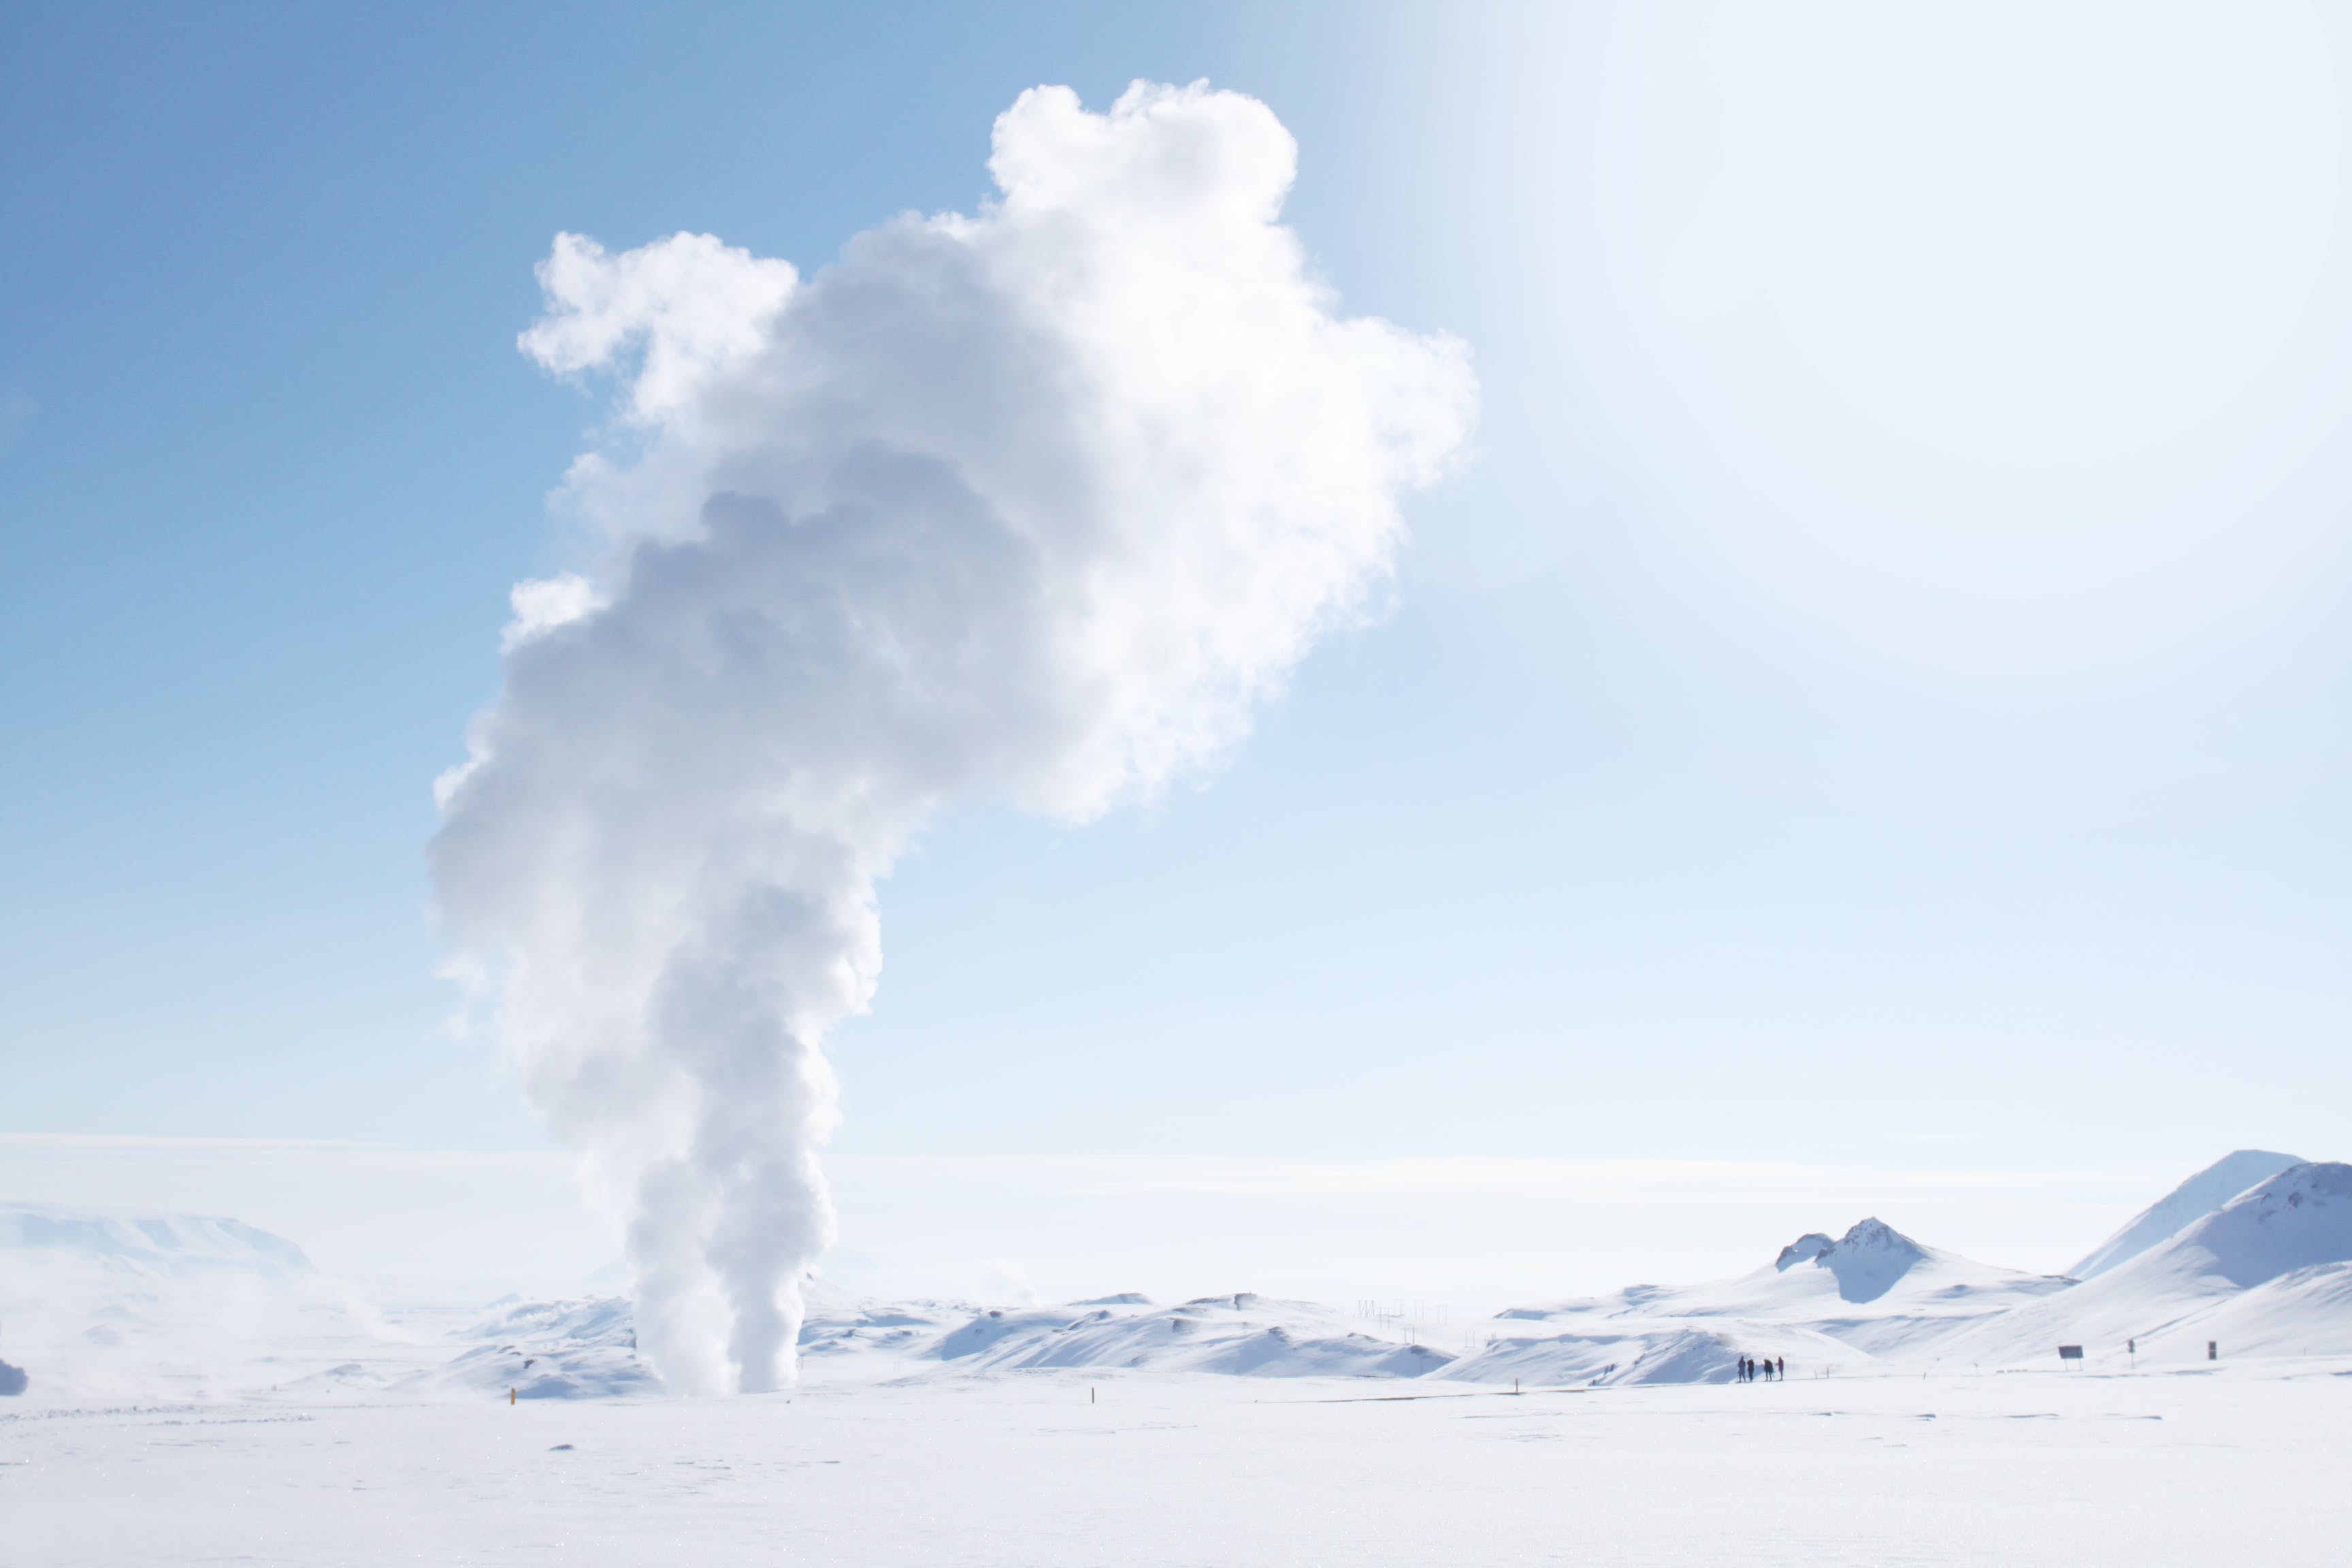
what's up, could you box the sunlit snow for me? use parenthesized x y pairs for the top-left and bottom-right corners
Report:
(4, 1154), (2349, 1562)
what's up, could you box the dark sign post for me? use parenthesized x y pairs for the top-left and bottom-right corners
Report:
(2057, 1345), (2085, 1368)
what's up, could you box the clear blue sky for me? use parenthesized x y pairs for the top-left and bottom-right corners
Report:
(6, 1), (2349, 1173)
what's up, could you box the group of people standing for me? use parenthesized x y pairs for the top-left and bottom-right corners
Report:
(1737, 1355), (1784, 1382)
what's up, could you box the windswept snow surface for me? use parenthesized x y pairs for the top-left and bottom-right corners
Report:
(2069, 1149), (2304, 1278)
(7, 1364), (2349, 1567)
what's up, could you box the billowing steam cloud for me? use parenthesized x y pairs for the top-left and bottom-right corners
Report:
(430, 82), (1475, 1395)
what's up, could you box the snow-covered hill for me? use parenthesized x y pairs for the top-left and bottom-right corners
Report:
(925, 1292), (1454, 1378)
(1437, 1318), (1856, 1388)
(2069, 1149), (2304, 1279)
(0, 1203), (315, 1277)
(1439, 1216), (2072, 1384)
(0, 1202), (389, 1403)
(391, 1284), (1455, 1394)
(1947, 1162), (2352, 1368)
(422, 1295), (657, 1400)
(12, 1152), (2350, 1402)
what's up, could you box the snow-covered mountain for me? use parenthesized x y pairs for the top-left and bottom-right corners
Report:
(1439, 1217), (2072, 1384)
(1947, 1161), (2352, 1368)
(0, 1201), (314, 1278)
(0, 1202), (380, 1403)
(2068, 1149), (2304, 1279)
(365, 1158), (2352, 1394)
(12, 1152), (2349, 1401)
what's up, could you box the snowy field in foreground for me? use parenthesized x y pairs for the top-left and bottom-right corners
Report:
(7, 1362), (2349, 1567)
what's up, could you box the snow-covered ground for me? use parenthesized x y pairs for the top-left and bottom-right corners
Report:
(9, 1362), (2350, 1565)
(5, 1152), (2351, 1563)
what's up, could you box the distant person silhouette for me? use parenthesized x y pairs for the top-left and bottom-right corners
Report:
(1776, 1356), (1785, 1379)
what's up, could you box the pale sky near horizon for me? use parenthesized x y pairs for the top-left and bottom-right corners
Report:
(0, 1134), (2218, 1308)
(6, 0), (2351, 1210)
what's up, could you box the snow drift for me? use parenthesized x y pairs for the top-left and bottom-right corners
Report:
(429, 80), (1475, 1397)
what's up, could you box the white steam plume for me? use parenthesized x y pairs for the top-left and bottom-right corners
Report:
(429, 82), (1475, 1396)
